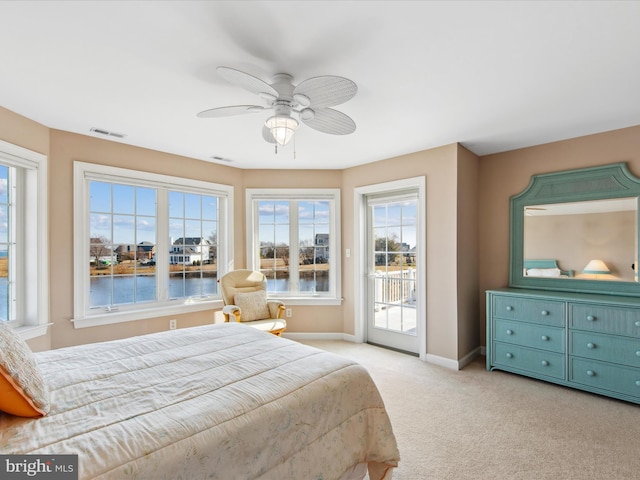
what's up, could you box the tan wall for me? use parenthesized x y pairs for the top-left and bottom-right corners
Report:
(10, 103), (636, 363)
(0, 107), (49, 156)
(478, 125), (640, 345)
(456, 145), (480, 358)
(342, 144), (462, 361)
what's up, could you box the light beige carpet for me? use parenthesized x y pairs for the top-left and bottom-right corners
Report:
(299, 340), (640, 480)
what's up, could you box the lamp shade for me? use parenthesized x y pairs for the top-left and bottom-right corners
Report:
(265, 115), (299, 146)
(583, 259), (610, 274)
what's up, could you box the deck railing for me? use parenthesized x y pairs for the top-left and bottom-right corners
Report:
(374, 268), (416, 306)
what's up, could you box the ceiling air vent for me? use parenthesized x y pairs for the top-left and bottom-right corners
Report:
(90, 127), (126, 139)
(211, 156), (232, 163)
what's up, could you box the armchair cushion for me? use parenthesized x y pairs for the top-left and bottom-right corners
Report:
(234, 290), (270, 322)
(246, 318), (287, 334)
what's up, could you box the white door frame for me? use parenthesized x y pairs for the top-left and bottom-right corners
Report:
(353, 176), (427, 360)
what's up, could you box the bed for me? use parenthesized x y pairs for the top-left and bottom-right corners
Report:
(0, 322), (399, 479)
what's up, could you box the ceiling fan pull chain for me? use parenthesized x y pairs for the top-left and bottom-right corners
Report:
(293, 135), (296, 160)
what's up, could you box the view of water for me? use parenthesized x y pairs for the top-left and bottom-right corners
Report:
(89, 275), (329, 307)
(0, 276), (329, 319)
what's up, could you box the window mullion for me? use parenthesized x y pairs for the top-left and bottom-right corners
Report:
(289, 200), (299, 293)
(8, 167), (19, 323)
(156, 189), (169, 302)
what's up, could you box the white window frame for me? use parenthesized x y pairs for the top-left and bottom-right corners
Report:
(246, 188), (341, 306)
(0, 140), (48, 339)
(73, 162), (233, 328)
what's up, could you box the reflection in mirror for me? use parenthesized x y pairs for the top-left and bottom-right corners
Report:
(523, 198), (638, 282)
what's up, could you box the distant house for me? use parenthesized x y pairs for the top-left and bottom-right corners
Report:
(137, 241), (155, 260)
(402, 243), (416, 264)
(114, 244), (135, 262)
(315, 233), (329, 262)
(114, 242), (156, 262)
(169, 237), (211, 265)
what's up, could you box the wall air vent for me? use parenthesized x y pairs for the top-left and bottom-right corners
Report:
(211, 156), (232, 163)
(90, 127), (127, 139)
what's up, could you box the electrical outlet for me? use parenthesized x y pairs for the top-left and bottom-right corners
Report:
(169, 319), (177, 330)
(285, 308), (292, 318)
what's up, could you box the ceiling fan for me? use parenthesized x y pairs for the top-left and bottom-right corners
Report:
(197, 66), (357, 148)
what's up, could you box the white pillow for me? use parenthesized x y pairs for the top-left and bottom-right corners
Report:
(526, 267), (561, 277)
(234, 290), (271, 322)
(0, 323), (50, 417)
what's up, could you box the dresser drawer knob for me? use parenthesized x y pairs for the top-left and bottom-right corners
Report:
(541, 310), (549, 316)
(636, 351), (640, 357)
(506, 352), (513, 359)
(541, 335), (549, 341)
(541, 360), (549, 366)
(506, 329), (513, 335)
(587, 342), (595, 349)
(586, 315), (596, 321)
(586, 370), (595, 377)
(506, 306), (513, 311)
(636, 381), (640, 387)
(636, 321), (640, 328)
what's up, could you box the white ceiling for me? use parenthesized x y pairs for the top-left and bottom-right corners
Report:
(1, 1), (639, 170)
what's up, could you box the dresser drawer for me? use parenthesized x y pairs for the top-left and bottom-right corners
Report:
(493, 295), (564, 327)
(570, 331), (640, 368)
(493, 342), (565, 379)
(495, 318), (564, 353)
(570, 303), (640, 338)
(570, 357), (640, 399)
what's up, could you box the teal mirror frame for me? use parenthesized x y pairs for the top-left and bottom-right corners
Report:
(510, 162), (640, 296)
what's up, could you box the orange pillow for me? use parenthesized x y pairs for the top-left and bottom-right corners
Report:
(0, 323), (49, 417)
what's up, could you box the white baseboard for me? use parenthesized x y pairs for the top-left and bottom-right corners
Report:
(458, 346), (482, 369)
(282, 332), (359, 342)
(426, 346), (482, 371)
(283, 332), (483, 371)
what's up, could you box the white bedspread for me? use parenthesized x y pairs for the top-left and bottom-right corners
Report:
(0, 323), (399, 479)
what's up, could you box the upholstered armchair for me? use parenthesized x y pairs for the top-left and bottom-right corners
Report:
(219, 269), (287, 336)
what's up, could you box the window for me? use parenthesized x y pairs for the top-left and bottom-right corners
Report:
(0, 140), (48, 338)
(246, 189), (341, 305)
(74, 162), (232, 327)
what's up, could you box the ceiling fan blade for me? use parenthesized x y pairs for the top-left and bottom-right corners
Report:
(301, 108), (356, 135)
(293, 76), (357, 108)
(217, 66), (279, 98)
(197, 105), (266, 118)
(261, 125), (276, 144)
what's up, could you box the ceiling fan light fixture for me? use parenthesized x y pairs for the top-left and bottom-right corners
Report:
(265, 115), (299, 146)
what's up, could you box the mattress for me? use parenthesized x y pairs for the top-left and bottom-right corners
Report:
(0, 322), (399, 479)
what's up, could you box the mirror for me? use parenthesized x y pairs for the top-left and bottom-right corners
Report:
(510, 163), (640, 296)
(524, 198), (637, 282)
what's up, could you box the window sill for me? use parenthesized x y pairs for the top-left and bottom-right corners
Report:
(72, 300), (223, 329)
(17, 324), (51, 340)
(268, 297), (343, 306)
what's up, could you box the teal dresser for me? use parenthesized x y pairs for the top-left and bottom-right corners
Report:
(487, 288), (640, 404)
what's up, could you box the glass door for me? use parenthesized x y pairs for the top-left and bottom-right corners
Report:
(366, 192), (420, 354)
